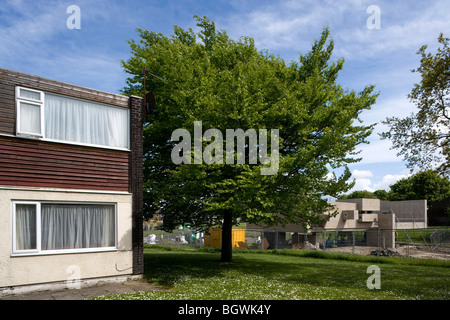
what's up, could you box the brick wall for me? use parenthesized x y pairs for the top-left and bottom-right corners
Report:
(129, 96), (144, 275)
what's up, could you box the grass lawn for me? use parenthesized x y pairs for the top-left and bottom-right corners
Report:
(94, 246), (449, 300)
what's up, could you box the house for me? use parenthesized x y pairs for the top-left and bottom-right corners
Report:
(0, 68), (144, 295)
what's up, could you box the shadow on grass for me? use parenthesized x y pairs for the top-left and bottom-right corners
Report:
(142, 247), (450, 299)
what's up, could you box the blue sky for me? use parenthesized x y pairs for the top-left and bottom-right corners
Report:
(1, 0), (449, 194)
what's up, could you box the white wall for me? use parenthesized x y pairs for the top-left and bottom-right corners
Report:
(0, 188), (133, 289)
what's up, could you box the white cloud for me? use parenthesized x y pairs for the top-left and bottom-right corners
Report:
(352, 178), (374, 192)
(0, 1), (67, 61)
(352, 95), (427, 167)
(353, 139), (402, 165)
(352, 169), (373, 179)
(373, 173), (409, 191)
(334, 1), (450, 60)
(347, 169), (374, 192)
(364, 97), (417, 129)
(221, 0), (450, 64)
(0, 1), (130, 92)
(347, 169), (410, 194)
(222, 0), (365, 57)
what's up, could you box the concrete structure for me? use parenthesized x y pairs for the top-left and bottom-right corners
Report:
(310, 198), (427, 249)
(0, 69), (144, 296)
(380, 200), (427, 229)
(249, 198), (427, 250)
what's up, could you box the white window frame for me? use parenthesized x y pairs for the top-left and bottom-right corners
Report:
(12, 201), (118, 256)
(14, 86), (130, 151)
(15, 87), (45, 138)
(12, 201), (41, 255)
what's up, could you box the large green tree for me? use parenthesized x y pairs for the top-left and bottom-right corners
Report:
(381, 33), (450, 176)
(121, 16), (377, 261)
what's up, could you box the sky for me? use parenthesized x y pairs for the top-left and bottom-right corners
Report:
(1, 0), (449, 194)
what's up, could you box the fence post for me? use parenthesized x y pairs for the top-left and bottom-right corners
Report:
(377, 227), (380, 256)
(275, 229), (278, 250)
(262, 231), (264, 250)
(406, 230), (410, 257)
(352, 230), (355, 254)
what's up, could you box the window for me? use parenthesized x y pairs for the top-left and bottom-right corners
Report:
(16, 87), (44, 137)
(44, 93), (130, 149)
(12, 201), (116, 255)
(15, 87), (130, 150)
(14, 202), (38, 252)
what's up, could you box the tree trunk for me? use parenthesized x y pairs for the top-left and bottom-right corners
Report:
(221, 209), (233, 262)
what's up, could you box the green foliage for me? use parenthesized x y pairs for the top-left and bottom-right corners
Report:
(339, 190), (378, 200)
(373, 189), (389, 200)
(381, 33), (450, 176)
(339, 189), (389, 200)
(388, 170), (450, 203)
(121, 16), (377, 234)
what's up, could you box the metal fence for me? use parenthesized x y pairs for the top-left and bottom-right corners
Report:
(244, 229), (369, 252)
(144, 227), (450, 259)
(144, 230), (204, 248)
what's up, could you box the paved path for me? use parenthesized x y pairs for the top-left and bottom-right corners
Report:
(0, 279), (164, 300)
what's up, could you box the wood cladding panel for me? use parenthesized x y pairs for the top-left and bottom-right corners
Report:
(0, 68), (130, 136)
(0, 69), (129, 107)
(0, 81), (15, 135)
(0, 136), (130, 191)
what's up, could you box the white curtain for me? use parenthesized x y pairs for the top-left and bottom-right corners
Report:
(15, 204), (37, 250)
(44, 94), (129, 149)
(19, 102), (41, 135)
(41, 204), (115, 250)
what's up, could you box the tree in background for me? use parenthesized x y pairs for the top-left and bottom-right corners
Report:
(339, 190), (377, 200)
(121, 16), (377, 261)
(339, 189), (389, 200)
(381, 33), (449, 176)
(388, 170), (450, 203)
(373, 189), (389, 200)
(389, 170), (450, 225)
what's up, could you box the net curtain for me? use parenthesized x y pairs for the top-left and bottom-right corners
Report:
(41, 204), (115, 250)
(15, 204), (115, 251)
(44, 93), (129, 149)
